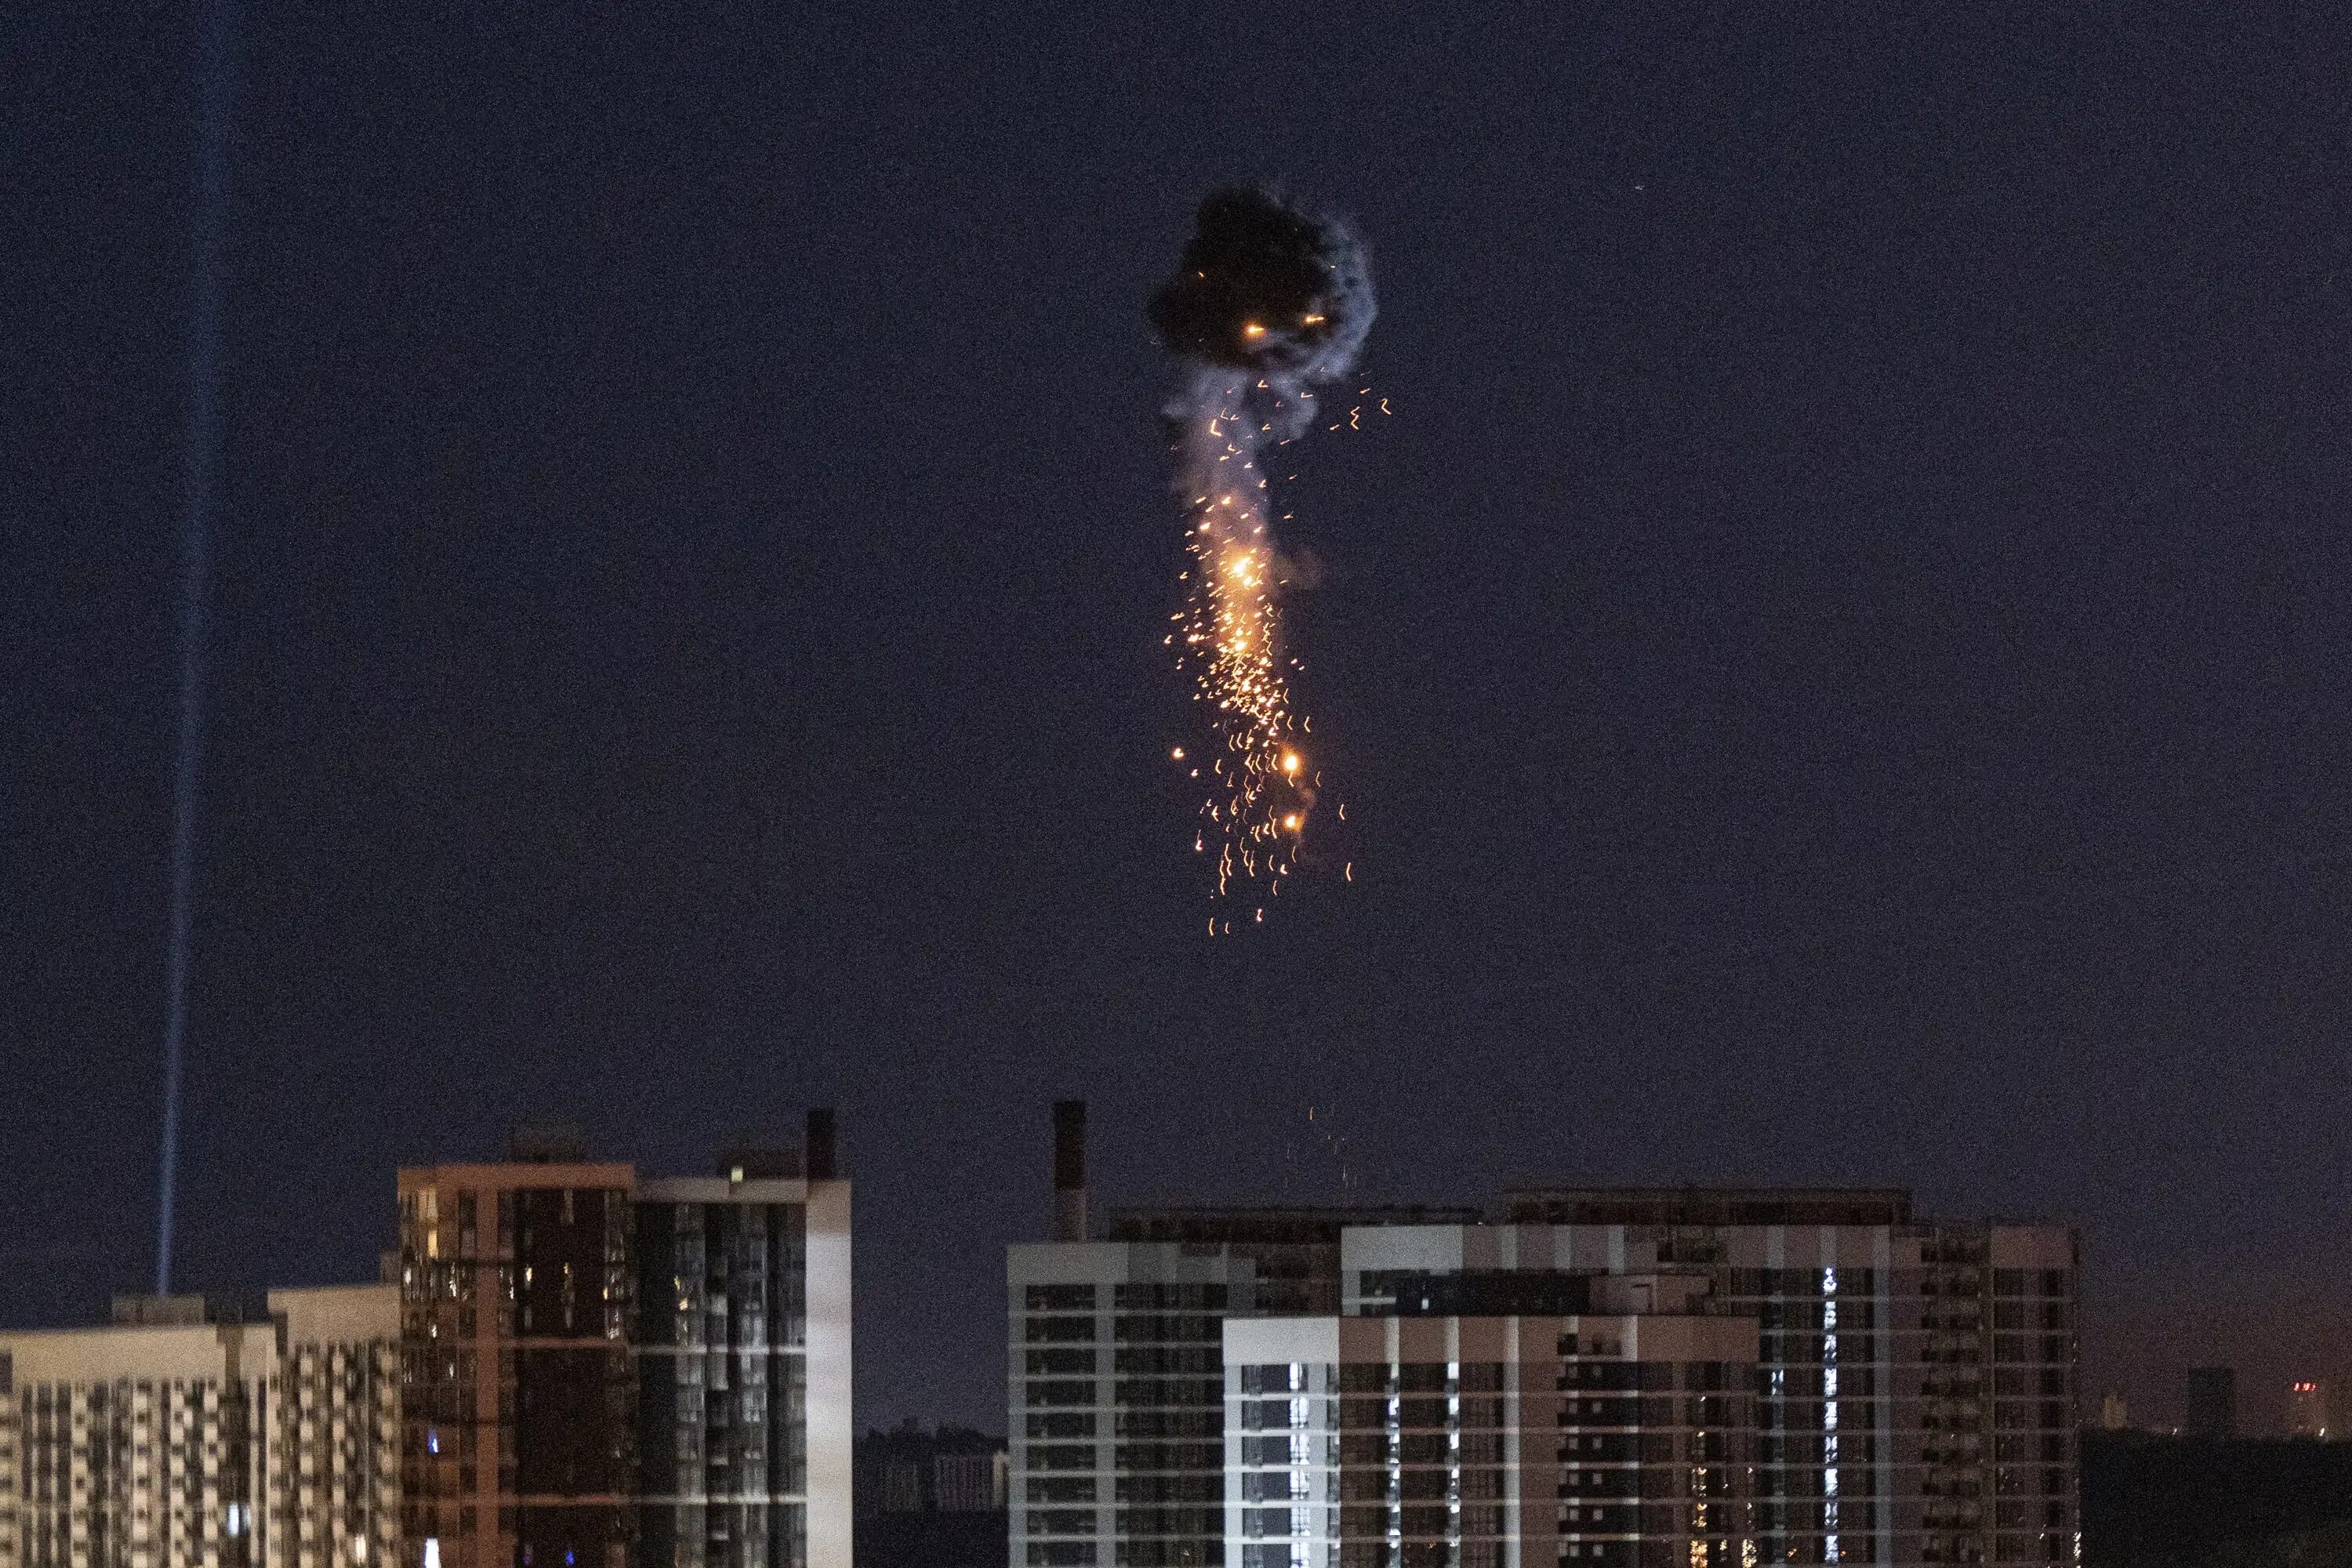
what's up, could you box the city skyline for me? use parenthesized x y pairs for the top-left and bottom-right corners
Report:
(0, 1106), (2324, 1440)
(1008, 1115), (2080, 1568)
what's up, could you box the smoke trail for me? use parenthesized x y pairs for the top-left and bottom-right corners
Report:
(156, 0), (238, 1298)
(1149, 189), (1374, 920)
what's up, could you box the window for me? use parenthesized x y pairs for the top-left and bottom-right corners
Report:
(1029, 1381), (1097, 1407)
(1028, 1446), (1098, 1472)
(1030, 1318), (1098, 1344)
(1029, 1286), (1098, 1312)
(1114, 1284), (1227, 1311)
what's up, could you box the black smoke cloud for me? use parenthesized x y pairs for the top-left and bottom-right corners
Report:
(1149, 187), (1374, 384)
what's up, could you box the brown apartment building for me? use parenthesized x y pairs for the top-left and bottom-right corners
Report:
(397, 1121), (850, 1568)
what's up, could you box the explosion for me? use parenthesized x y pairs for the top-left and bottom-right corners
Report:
(1149, 188), (1374, 916)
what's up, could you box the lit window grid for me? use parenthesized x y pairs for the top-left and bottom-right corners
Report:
(1009, 1257), (1236, 1568)
(0, 1313), (400, 1568)
(1335, 1218), (2078, 1566)
(1225, 1363), (1338, 1568)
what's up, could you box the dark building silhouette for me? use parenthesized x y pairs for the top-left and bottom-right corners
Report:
(2187, 1367), (2238, 1439)
(855, 1425), (1006, 1568)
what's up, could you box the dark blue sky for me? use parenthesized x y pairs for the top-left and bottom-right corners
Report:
(8, 2), (2351, 1431)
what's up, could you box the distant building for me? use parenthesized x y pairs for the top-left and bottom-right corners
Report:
(858, 1425), (1006, 1517)
(0, 1284), (401, 1568)
(935, 1450), (1007, 1518)
(1010, 1104), (2082, 1568)
(2186, 1367), (2237, 1439)
(397, 1114), (850, 1568)
(2288, 1380), (2331, 1440)
(2099, 1390), (2132, 1431)
(856, 1426), (1006, 1568)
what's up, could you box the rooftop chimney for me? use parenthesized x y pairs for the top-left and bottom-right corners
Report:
(1051, 1100), (1088, 1242)
(807, 1107), (838, 1181)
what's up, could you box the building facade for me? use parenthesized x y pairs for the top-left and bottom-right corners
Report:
(857, 1426), (1007, 1519)
(397, 1123), (849, 1568)
(400, 1149), (637, 1568)
(634, 1166), (852, 1568)
(1360, 1192), (2081, 1566)
(1009, 1236), (1243, 1568)
(267, 1287), (406, 1568)
(1007, 1111), (2078, 1568)
(1007, 1216), (1470, 1568)
(0, 1286), (400, 1568)
(1224, 1285), (1759, 1568)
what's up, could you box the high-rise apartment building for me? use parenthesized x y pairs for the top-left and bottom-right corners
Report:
(0, 1285), (401, 1568)
(634, 1147), (847, 1568)
(399, 1138), (637, 1568)
(270, 1287), (407, 1568)
(1350, 1192), (2079, 1567)
(397, 1119), (849, 1568)
(1009, 1111), (2079, 1568)
(1007, 1106), (1475, 1568)
(1224, 1276), (1759, 1568)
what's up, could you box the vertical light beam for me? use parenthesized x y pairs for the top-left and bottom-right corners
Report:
(156, 0), (238, 1298)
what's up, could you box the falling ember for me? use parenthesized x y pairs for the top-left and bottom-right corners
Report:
(1149, 187), (1375, 908)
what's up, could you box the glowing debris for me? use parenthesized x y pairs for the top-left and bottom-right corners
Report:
(1150, 187), (1376, 914)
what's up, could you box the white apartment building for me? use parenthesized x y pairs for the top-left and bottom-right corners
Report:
(1008, 1105), (2079, 1568)
(1351, 1192), (2080, 1566)
(1223, 1287), (1759, 1568)
(1006, 1102), (1480, 1568)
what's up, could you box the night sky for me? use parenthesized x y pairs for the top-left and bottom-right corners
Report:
(9, 4), (2352, 1434)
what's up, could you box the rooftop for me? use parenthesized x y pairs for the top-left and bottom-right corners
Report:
(1499, 1186), (1915, 1228)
